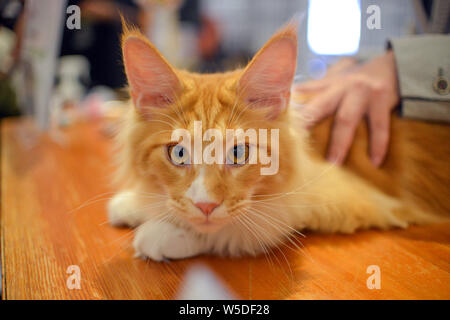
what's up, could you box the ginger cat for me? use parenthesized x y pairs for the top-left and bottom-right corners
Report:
(108, 22), (449, 261)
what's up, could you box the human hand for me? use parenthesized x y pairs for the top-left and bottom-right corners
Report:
(295, 51), (400, 167)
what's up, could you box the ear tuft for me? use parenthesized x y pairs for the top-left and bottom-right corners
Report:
(238, 22), (298, 119)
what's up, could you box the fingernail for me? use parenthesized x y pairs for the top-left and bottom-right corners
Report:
(371, 155), (382, 167)
(327, 153), (342, 165)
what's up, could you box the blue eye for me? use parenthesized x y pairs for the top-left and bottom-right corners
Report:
(227, 144), (249, 165)
(167, 144), (190, 166)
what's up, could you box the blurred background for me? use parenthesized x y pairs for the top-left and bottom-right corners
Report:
(0, 0), (444, 129)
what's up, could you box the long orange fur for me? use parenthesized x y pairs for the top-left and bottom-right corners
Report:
(108, 21), (449, 260)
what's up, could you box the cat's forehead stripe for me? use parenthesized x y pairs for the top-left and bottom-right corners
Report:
(176, 71), (239, 125)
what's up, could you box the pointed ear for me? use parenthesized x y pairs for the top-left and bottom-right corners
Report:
(122, 34), (181, 115)
(238, 23), (298, 118)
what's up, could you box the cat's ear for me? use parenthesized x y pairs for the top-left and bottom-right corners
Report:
(238, 23), (298, 118)
(122, 33), (181, 115)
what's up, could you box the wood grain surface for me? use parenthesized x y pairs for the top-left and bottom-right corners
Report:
(1, 118), (449, 300)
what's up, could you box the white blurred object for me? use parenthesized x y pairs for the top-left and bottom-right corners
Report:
(55, 55), (90, 106)
(137, 0), (183, 67)
(307, 0), (361, 55)
(0, 27), (15, 73)
(50, 55), (90, 127)
(17, 0), (67, 129)
(177, 264), (235, 300)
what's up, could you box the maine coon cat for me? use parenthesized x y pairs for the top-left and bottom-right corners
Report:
(108, 22), (449, 261)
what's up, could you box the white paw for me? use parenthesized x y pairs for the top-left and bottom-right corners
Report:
(133, 220), (204, 261)
(108, 191), (145, 228)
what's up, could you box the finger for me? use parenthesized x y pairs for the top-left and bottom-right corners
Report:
(368, 106), (391, 167)
(294, 77), (332, 93)
(327, 89), (369, 165)
(300, 85), (345, 127)
(327, 57), (358, 76)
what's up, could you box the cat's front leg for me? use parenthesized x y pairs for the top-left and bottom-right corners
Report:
(108, 190), (148, 228)
(133, 220), (206, 261)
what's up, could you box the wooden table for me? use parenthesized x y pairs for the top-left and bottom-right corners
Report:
(1, 118), (449, 300)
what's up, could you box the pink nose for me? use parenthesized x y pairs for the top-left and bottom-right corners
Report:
(195, 202), (219, 216)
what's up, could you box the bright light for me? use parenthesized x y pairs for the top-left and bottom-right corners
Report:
(307, 0), (361, 55)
